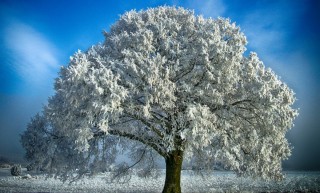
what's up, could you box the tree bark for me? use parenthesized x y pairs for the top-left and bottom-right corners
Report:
(162, 150), (183, 193)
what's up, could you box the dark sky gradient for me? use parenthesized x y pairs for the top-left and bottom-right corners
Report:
(0, 0), (319, 170)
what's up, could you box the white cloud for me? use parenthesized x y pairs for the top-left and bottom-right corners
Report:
(4, 22), (59, 86)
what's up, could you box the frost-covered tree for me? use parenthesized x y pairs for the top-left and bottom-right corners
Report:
(21, 7), (298, 193)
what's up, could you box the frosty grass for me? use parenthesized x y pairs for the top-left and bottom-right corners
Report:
(0, 168), (319, 193)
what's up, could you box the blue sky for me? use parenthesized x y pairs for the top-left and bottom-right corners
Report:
(0, 0), (319, 170)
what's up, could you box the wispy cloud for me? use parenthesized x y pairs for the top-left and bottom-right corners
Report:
(4, 22), (59, 86)
(183, 0), (226, 18)
(239, 1), (306, 57)
(1, 21), (60, 161)
(237, 2), (320, 169)
(238, 2), (317, 103)
(237, 2), (308, 84)
(240, 6), (287, 55)
(199, 0), (226, 18)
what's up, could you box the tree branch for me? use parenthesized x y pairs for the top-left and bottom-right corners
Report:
(193, 71), (206, 87)
(94, 130), (166, 157)
(124, 111), (164, 139)
(112, 145), (147, 180)
(172, 61), (195, 82)
(231, 99), (252, 106)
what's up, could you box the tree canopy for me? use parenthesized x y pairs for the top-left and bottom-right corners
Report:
(21, 6), (298, 193)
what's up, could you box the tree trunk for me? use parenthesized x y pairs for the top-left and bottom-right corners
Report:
(162, 150), (183, 193)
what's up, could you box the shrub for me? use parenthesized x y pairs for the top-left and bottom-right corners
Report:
(11, 165), (22, 176)
(26, 163), (34, 171)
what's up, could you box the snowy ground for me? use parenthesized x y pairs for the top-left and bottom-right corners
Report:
(0, 168), (319, 193)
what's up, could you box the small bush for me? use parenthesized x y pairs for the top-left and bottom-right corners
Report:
(0, 163), (11, 168)
(11, 165), (22, 176)
(26, 163), (34, 171)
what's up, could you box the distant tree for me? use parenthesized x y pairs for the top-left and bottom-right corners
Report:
(21, 6), (298, 193)
(20, 114), (53, 171)
(0, 156), (10, 164)
(0, 155), (12, 168)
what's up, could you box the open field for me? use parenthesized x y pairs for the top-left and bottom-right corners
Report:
(0, 168), (319, 192)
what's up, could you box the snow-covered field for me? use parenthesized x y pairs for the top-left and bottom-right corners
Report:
(0, 168), (319, 193)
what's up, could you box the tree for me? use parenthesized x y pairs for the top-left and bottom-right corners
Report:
(21, 6), (298, 193)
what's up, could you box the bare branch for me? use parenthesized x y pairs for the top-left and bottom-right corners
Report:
(112, 145), (147, 180)
(94, 130), (166, 157)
